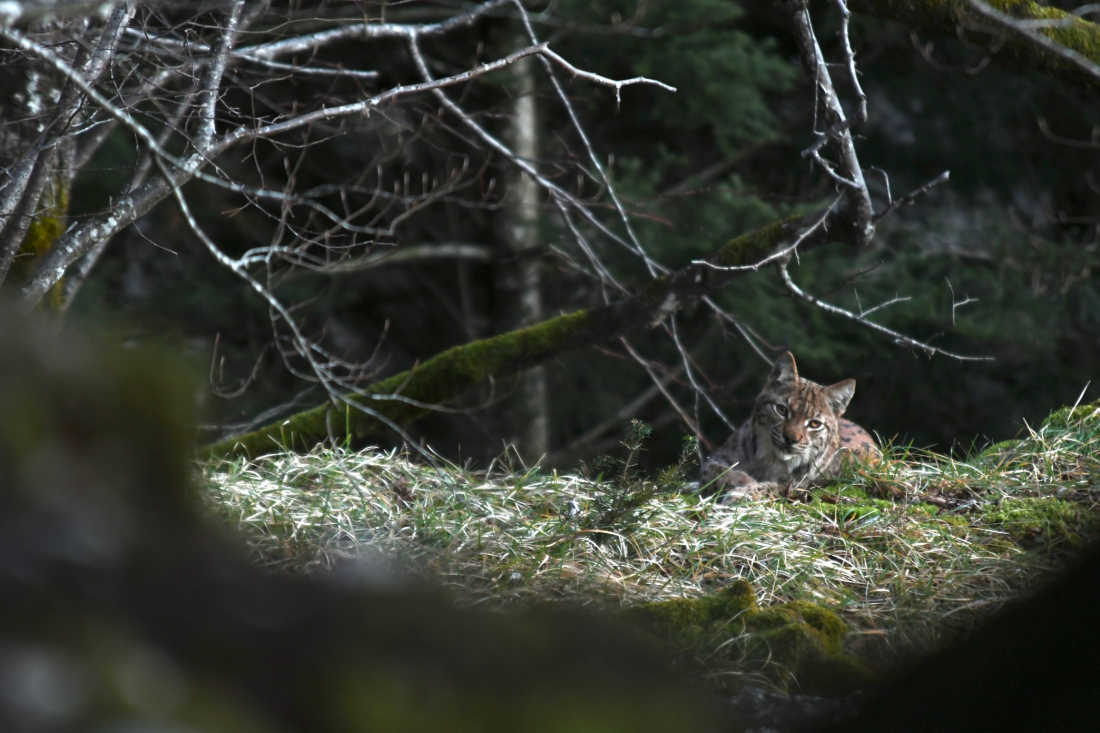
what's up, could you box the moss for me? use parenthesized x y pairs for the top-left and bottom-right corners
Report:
(624, 580), (757, 651)
(1042, 398), (1100, 431)
(712, 579), (758, 617)
(628, 597), (707, 629)
(713, 215), (799, 268)
(744, 601), (873, 693)
(938, 515), (970, 527)
(14, 178), (69, 310)
(622, 581), (871, 694)
(991, 0), (1100, 68)
(744, 602), (871, 693)
(778, 601), (848, 650)
(908, 503), (940, 516)
(978, 439), (1023, 461)
(982, 497), (1099, 548)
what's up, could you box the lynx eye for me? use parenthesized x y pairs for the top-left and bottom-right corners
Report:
(773, 403), (789, 417)
(807, 419), (824, 430)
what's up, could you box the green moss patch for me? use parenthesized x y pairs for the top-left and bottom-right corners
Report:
(797, 484), (896, 526)
(623, 582), (871, 694)
(15, 177), (69, 310)
(983, 497), (1099, 548)
(1042, 398), (1100, 432)
(977, 439), (1023, 461)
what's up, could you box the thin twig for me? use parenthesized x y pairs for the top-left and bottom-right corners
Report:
(873, 171), (950, 222)
(778, 260), (991, 361)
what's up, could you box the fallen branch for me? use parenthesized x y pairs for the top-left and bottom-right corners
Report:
(201, 213), (813, 459)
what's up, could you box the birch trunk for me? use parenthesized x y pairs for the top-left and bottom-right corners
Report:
(496, 27), (549, 462)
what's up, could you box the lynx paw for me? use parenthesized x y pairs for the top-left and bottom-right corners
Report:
(705, 468), (778, 503)
(718, 479), (781, 504)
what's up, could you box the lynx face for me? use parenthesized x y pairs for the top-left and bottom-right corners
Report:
(751, 353), (855, 473)
(700, 351), (876, 499)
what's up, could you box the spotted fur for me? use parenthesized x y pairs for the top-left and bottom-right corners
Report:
(700, 352), (879, 502)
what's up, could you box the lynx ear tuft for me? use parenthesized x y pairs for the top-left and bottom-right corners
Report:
(768, 352), (798, 384)
(824, 379), (856, 417)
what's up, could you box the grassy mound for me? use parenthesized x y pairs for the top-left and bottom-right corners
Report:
(201, 402), (1100, 691)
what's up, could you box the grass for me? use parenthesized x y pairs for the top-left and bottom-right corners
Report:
(200, 402), (1100, 689)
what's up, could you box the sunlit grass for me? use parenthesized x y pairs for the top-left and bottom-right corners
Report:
(201, 402), (1100, 673)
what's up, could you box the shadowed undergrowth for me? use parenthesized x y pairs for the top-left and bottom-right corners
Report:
(201, 401), (1100, 691)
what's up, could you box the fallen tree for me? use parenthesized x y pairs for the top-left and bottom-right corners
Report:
(202, 213), (809, 459)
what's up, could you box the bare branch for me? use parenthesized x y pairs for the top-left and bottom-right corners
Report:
(0, 0), (129, 26)
(195, 0), (244, 150)
(550, 367), (682, 462)
(161, 158), (432, 460)
(239, 0), (512, 60)
(538, 46), (675, 106)
(1037, 117), (1100, 149)
(669, 317), (735, 432)
(782, 0), (874, 244)
(511, 0), (666, 281)
(854, 292), (911, 319)
(286, 243), (493, 277)
(405, 33), (671, 279)
(236, 56), (380, 80)
(621, 337), (701, 439)
(831, 0), (867, 123)
(778, 260), (990, 361)
(14, 20), (651, 307)
(218, 44), (556, 146)
(873, 171), (950, 222)
(945, 278), (979, 326)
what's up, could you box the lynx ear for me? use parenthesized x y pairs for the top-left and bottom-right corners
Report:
(768, 352), (799, 385)
(824, 379), (856, 417)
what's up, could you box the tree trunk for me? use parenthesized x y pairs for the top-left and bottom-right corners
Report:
(495, 26), (549, 462)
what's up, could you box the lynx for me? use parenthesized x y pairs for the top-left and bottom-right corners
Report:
(700, 352), (879, 502)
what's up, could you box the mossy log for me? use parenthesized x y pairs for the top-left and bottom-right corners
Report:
(203, 212), (827, 460)
(850, 0), (1100, 92)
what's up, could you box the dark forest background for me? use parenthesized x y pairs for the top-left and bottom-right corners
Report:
(63, 0), (1100, 468)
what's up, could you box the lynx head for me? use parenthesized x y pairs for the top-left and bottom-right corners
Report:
(751, 352), (855, 471)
